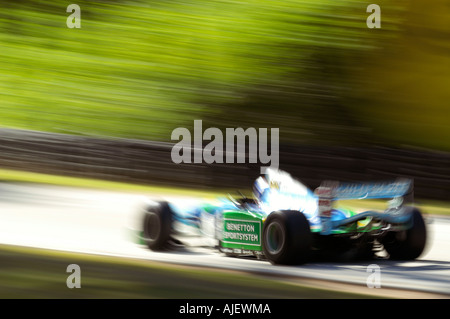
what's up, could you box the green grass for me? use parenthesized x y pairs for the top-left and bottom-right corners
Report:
(0, 244), (375, 299)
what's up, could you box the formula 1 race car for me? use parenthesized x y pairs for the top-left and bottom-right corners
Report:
(139, 169), (427, 265)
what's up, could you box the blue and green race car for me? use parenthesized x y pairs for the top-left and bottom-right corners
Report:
(139, 169), (427, 265)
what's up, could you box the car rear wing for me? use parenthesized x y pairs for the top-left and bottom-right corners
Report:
(315, 178), (414, 217)
(314, 178), (414, 234)
(317, 178), (413, 201)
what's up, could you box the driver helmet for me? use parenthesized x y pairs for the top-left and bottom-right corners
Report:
(253, 168), (284, 203)
(253, 175), (269, 204)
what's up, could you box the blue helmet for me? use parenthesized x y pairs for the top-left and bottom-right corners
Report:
(253, 176), (269, 203)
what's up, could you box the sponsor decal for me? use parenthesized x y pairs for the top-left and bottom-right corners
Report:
(315, 186), (335, 218)
(222, 219), (261, 246)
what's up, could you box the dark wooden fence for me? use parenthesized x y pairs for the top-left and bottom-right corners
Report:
(0, 128), (449, 200)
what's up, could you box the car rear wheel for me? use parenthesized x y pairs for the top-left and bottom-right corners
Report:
(143, 201), (173, 251)
(262, 210), (312, 265)
(382, 207), (427, 260)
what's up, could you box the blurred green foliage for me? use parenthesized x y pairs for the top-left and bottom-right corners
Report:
(0, 0), (448, 149)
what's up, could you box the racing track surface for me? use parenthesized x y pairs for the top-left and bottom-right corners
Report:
(0, 182), (449, 297)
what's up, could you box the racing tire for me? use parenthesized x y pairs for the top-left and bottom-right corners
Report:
(382, 207), (427, 260)
(262, 210), (312, 265)
(142, 201), (173, 251)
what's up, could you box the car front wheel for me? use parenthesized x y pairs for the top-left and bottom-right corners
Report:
(262, 210), (312, 265)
